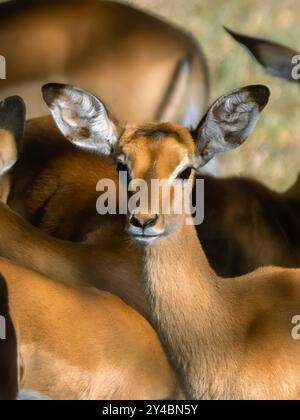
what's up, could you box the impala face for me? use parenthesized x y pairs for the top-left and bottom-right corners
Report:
(43, 83), (270, 246)
(116, 123), (197, 244)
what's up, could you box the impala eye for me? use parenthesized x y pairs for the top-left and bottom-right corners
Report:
(176, 167), (193, 181)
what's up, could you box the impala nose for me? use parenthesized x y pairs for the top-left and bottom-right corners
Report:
(130, 214), (159, 230)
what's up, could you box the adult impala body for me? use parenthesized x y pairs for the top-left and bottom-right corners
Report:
(0, 0), (208, 125)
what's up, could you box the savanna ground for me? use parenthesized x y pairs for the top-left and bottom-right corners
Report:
(127, 0), (300, 191)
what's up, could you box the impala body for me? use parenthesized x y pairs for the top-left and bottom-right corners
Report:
(0, 0), (208, 125)
(2, 258), (180, 400)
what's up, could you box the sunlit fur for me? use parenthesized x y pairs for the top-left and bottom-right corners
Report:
(111, 122), (300, 401)
(0, 258), (180, 400)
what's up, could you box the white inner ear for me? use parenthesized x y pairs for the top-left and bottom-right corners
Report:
(196, 90), (260, 165)
(50, 87), (118, 156)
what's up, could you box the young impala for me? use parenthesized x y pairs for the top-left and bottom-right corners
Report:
(0, 83), (270, 321)
(21, 82), (300, 400)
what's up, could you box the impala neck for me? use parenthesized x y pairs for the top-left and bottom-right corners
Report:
(142, 222), (239, 400)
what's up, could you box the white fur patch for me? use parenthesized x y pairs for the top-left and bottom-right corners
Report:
(17, 390), (50, 400)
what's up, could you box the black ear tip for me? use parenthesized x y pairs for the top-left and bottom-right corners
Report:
(247, 85), (271, 110)
(224, 27), (242, 42)
(0, 96), (25, 118)
(225, 28), (259, 51)
(1, 96), (25, 109)
(42, 83), (67, 106)
(223, 26), (234, 36)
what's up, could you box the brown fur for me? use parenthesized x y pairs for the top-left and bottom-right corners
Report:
(197, 174), (300, 277)
(2, 120), (198, 318)
(0, 257), (180, 400)
(6, 116), (300, 289)
(143, 224), (300, 399)
(5, 89), (300, 398)
(94, 118), (300, 400)
(0, 0), (208, 123)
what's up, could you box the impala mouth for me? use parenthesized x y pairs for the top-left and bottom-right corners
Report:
(130, 233), (163, 245)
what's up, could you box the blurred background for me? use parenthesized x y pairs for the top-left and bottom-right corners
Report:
(126, 0), (300, 191)
(0, 0), (299, 191)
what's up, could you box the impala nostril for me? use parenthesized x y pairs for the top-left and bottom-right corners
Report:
(130, 214), (159, 230)
(130, 216), (144, 229)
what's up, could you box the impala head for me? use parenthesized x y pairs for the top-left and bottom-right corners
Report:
(225, 28), (300, 83)
(0, 96), (25, 176)
(43, 83), (270, 245)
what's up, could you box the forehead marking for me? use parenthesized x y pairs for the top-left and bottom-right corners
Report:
(120, 123), (195, 149)
(118, 123), (196, 180)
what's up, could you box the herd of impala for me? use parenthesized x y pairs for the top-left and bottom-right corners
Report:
(0, 0), (300, 401)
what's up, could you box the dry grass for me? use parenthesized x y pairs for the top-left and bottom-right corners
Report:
(126, 0), (300, 191)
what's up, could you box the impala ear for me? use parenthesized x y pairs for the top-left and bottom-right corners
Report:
(42, 84), (120, 156)
(193, 85), (270, 168)
(225, 28), (300, 83)
(0, 96), (25, 175)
